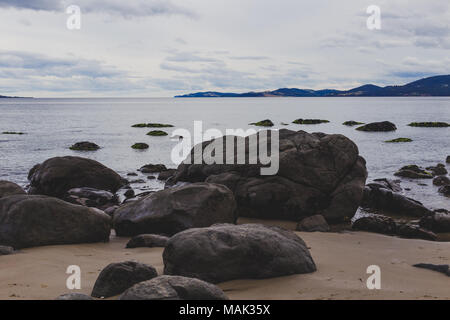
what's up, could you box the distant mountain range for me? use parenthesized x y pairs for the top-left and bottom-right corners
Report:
(175, 75), (450, 97)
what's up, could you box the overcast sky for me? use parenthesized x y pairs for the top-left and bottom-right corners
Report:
(0, 0), (449, 97)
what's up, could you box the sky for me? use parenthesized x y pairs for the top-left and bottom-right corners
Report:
(0, 0), (449, 97)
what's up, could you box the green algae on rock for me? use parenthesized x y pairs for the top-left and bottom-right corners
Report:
(131, 143), (149, 150)
(249, 119), (274, 127)
(293, 119), (330, 125)
(147, 130), (168, 136)
(385, 138), (413, 143)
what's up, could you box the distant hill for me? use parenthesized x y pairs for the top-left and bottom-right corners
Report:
(175, 75), (450, 97)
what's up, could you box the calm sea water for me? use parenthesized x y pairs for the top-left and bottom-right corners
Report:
(0, 97), (449, 210)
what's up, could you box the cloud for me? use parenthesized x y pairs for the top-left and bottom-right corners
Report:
(0, 0), (195, 18)
(229, 56), (269, 61)
(166, 52), (219, 63)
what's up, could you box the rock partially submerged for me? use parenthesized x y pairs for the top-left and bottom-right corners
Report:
(2, 131), (24, 135)
(28, 156), (124, 198)
(69, 141), (100, 151)
(356, 121), (397, 132)
(147, 130), (168, 136)
(394, 165), (433, 179)
(385, 138), (412, 143)
(163, 224), (316, 283)
(126, 234), (170, 248)
(0, 195), (111, 249)
(168, 129), (367, 223)
(132, 123), (174, 128)
(438, 185), (450, 197)
(131, 143), (149, 150)
(158, 169), (176, 181)
(433, 176), (450, 186)
(92, 261), (158, 298)
(447, 156), (450, 164)
(408, 122), (449, 128)
(343, 121), (364, 126)
(119, 275), (228, 300)
(426, 164), (448, 176)
(139, 164), (167, 173)
(249, 119), (274, 127)
(293, 119), (329, 125)
(0, 180), (25, 199)
(113, 183), (236, 237)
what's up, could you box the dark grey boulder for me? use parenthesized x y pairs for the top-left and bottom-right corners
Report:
(158, 169), (177, 181)
(0, 245), (14, 255)
(296, 215), (330, 232)
(447, 156), (450, 164)
(139, 164), (167, 173)
(28, 156), (125, 198)
(361, 182), (432, 217)
(113, 183), (236, 237)
(352, 215), (397, 235)
(126, 234), (169, 248)
(438, 185), (450, 197)
(168, 129), (367, 223)
(356, 121), (397, 132)
(396, 224), (437, 241)
(426, 164), (448, 176)
(163, 223), (316, 283)
(91, 261), (158, 298)
(419, 209), (450, 233)
(433, 176), (450, 186)
(0, 195), (111, 249)
(0, 180), (25, 199)
(55, 293), (94, 300)
(119, 275), (228, 300)
(69, 141), (100, 151)
(64, 187), (118, 210)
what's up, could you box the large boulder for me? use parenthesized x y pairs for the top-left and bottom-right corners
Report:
(119, 275), (228, 300)
(114, 183), (236, 237)
(28, 156), (124, 198)
(168, 129), (367, 223)
(0, 195), (111, 249)
(0, 181), (25, 199)
(361, 182), (432, 217)
(163, 224), (316, 283)
(91, 261), (158, 298)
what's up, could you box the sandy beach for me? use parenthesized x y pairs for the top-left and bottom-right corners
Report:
(1, 219), (449, 300)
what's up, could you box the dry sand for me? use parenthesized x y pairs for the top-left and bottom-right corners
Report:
(1, 219), (449, 300)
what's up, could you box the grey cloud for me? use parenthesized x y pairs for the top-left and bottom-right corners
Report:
(0, 0), (195, 18)
(229, 56), (269, 61)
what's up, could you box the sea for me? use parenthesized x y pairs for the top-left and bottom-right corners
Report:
(0, 97), (449, 210)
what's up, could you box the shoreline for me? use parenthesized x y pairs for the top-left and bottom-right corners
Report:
(1, 220), (449, 300)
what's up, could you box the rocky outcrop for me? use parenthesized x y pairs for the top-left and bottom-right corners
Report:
(419, 210), (450, 233)
(296, 215), (330, 232)
(0, 195), (111, 249)
(126, 234), (170, 248)
(114, 183), (236, 237)
(361, 181), (432, 217)
(352, 215), (397, 235)
(28, 156), (124, 198)
(163, 224), (316, 283)
(119, 275), (228, 300)
(69, 141), (100, 151)
(396, 224), (437, 241)
(356, 121), (397, 132)
(168, 129), (367, 223)
(91, 261), (158, 298)
(394, 165), (433, 179)
(0, 181), (25, 199)
(433, 176), (450, 186)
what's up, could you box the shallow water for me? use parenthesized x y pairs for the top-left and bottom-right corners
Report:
(0, 97), (449, 210)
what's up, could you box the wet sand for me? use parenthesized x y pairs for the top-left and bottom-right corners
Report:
(0, 220), (449, 300)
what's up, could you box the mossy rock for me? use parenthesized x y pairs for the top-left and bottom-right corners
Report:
(293, 119), (330, 125)
(394, 165), (433, 179)
(147, 130), (168, 136)
(131, 143), (149, 150)
(407, 122), (449, 128)
(356, 121), (397, 132)
(70, 141), (100, 151)
(2, 131), (25, 135)
(385, 138), (413, 143)
(249, 119), (274, 127)
(343, 121), (364, 126)
(132, 123), (174, 128)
